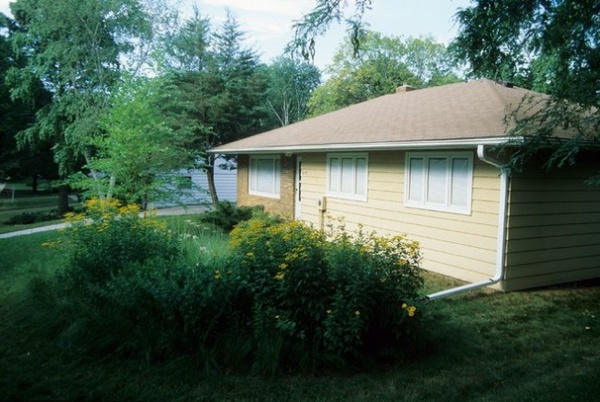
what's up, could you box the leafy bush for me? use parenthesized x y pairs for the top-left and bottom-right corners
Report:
(60, 258), (248, 362)
(197, 201), (264, 232)
(53, 199), (245, 363)
(324, 227), (423, 361)
(229, 216), (424, 372)
(4, 210), (62, 225)
(51, 202), (424, 374)
(61, 198), (180, 290)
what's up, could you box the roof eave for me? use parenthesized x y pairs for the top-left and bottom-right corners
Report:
(209, 137), (521, 155)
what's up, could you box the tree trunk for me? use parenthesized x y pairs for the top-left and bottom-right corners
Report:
(206, 154), (219, 205)
(83, 150), (105, 199)
(106, 175), (116, 201)
(31, 174), (38, 193)
(57, 185), (70, 215)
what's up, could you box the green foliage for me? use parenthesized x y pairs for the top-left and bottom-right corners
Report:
(229, 216), (424, 371)
(197, 201), (263, 232)
(86, 258), (244, 361)
(4, 210), (61, 225)
(84, 76), (195, 204)
(0, 14), (55, 182)
(56, 198), (245, 362)
(61, 198), (179, 290)
(160, 9), (268, 203)
(31, 202), (425, 374)
(3, 233), (600, 399)
(324, 226), (423, 358)
(263, 56), (321, 127)
(7, 0), (153, 176)
(308, 31), (462, 116)
(453, 0), (600, 105)
(289, 0), (372, 61)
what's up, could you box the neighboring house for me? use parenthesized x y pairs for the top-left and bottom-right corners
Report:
(157, 156), (237, 206)
(210, 80), (600, 295)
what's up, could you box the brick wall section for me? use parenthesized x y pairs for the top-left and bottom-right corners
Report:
(236, 154), (295, 219)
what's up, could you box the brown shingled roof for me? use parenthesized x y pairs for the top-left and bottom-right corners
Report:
(211, 79), (548, 154)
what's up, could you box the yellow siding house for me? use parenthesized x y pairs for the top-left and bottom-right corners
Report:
(211, 80), (600, 297)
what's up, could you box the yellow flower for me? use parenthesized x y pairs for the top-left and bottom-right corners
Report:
(275, 315), (280, 319)
(214, 270), (221, 280)
(355, 310), (360, 316)
(408, 311), (415, 317)
(275, 272), (285, 281)
(408, 306), (417, 314)
(279, 263), (288, 270)
(402, 303), (407, 309)
(326, 309), (332, 314)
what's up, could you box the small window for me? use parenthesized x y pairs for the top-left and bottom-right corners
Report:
(177, 176), (193, 190)
(405, 152), (473, 214)
(249, 155), (280, 198)
(327, 153), (368, 201)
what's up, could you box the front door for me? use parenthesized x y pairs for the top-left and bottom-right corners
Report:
(294, 157), (302, 219)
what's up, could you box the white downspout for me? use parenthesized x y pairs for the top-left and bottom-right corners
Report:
(426, 145), (509, 301)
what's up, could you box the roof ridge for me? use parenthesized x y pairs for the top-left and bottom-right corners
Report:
(483, 79), (517, 110)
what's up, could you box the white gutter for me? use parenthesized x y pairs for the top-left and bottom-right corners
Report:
(426, 144), (509, 301)
(209, 137), (522, 155)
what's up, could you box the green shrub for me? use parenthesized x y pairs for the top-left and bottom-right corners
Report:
(4, 210), (62, 224)
(325, 227), (423, 361)
(51, 202), (424, 374)
(229, 216), (425, 372)
(55, 199), (253, 366)
(105, 258), (246, 360)
(61, 198), (180, 290)
(198, 201), (264, 232)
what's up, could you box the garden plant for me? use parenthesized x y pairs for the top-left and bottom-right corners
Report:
(37, 198), (426, 374)
(1, 201), (599, 401)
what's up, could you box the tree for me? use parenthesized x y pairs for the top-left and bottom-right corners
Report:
(307, 31), (461, 116)
(452, 0), (600, 181)
(452, 0), (600, 104)
(162, 9), (268, 203)
(263, 56), (321, 127)
(83, 76), (194, 206)
(289, 0), (372, 61)
(6, 0), (153, 193)
(0, 13), (56, 188)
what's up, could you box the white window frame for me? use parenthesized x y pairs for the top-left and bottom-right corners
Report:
(249, 155), (281, 199)
(404, 152), (473, 215)
(326, 153), (368, 201)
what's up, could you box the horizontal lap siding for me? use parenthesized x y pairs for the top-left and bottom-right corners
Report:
(504, 158), (600, 291)
(298, 151), (501, 283)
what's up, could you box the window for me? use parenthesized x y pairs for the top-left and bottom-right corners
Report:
(405, 152), (473, 214)
(249, 156), (280, 198)
(177, 176), (193, 190)
(327, 153), (368, 200)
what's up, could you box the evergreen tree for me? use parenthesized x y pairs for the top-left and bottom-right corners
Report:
(162, 9), (268, 203)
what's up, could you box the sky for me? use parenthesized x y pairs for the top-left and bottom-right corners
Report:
(0, 0), (472, 70)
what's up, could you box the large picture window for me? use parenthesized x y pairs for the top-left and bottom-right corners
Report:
(405, 152), (473, 214)
(249, 155), (280, 198)
(327, 153), (368, 201)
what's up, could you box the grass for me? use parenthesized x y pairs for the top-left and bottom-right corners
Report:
(0, 187), (77, 235)
(1, 229), (599, 401)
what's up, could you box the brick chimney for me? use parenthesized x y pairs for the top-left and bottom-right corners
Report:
(396, 84), (416, 93)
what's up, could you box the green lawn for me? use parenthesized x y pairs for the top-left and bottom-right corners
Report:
(0, 187), (73, 235)
(1, 230), (599, 401)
